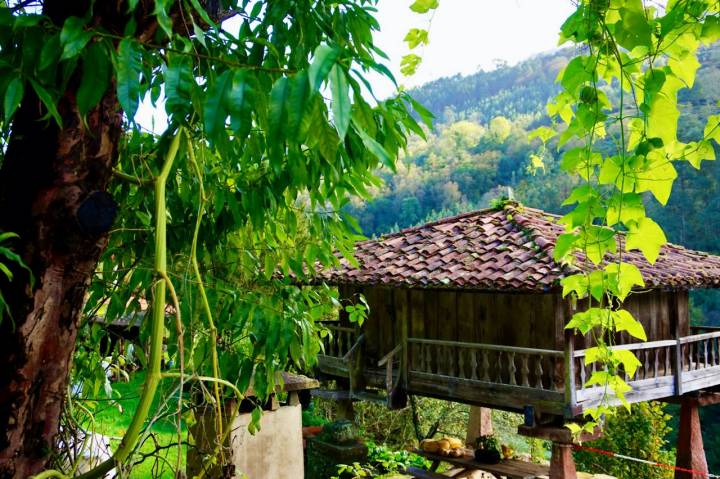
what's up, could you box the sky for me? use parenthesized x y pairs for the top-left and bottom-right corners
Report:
(136, 1), (575, 131)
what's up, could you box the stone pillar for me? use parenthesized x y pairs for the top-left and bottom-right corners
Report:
(465, 406), (493, 445)
(675, 397), (707, 479)
(549, 443), (577, 479)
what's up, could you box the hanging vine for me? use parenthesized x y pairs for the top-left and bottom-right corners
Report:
(532, 0), (720, 432)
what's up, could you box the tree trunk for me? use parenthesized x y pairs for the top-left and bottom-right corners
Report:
(0, 78), (123, 478)
(0, 3), (127, 475)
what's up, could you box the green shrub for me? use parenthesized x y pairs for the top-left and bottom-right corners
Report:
(574, 402), (675, 479)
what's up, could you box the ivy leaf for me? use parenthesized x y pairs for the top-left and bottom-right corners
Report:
(606, 193), (644, 226)
(410, 0), (439, 13)
(554, 233), (578, 263)
(611, 349), (642, 379)
(625, 217), (667, 264)
(308, 44), (339, 91)
(683, 140), (715, 169)
(404, 28), (429, 49)
(329, 65), (351, 140)
(77, 42), (111, 116)
(605, 262), (645, 301)
(115, 39), (142, 120)
(580, 225), (616, 265)
(60, 17), (93, 60)
(612, 309), (647, 341)
(635, 150), (677, 205)
(528, 126), (556, 143)
(3, 76), (23, 120)
(561, 273), (587, 299)
(400, 53), (422, 76)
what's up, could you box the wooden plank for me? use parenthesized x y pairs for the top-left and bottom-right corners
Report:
(438, 291), (458, 341)
(410, 289), (426, 338)
(408, 371), (565, 415)
(395, 288), (410, 387)
(362, 286), (380, 359)
(412, 449), (549, 479)
(407, 338), (563, 357)
(425, 290), (439, 341)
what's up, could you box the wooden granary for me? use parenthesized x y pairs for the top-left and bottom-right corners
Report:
(314, 203), (720, 478)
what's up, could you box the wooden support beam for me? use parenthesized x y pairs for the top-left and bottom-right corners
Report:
(549, 443), (576, 479)
(675, 396), (708, 479)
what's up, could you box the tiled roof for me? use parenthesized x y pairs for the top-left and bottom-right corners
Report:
(318, 204), (720, 292)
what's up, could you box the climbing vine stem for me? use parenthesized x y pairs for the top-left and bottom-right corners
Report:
(532, 0), (720, 433)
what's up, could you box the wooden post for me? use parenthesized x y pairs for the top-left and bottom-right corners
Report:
(465, 406), (493, 445)
(675, 337), (684, 396)
(564, 328), (577, 417)
(550, 443), (577, 479)
(675, 396), (707, 479)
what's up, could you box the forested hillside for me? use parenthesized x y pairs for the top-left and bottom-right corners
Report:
(348, 44), (720, 322)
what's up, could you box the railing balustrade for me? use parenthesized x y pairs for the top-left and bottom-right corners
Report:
(319, 322), (358, 359)
(316, 328), (720, 411)
(407, 338), (564, 391)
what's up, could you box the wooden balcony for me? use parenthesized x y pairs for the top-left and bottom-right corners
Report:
(316, 324), (720, 417)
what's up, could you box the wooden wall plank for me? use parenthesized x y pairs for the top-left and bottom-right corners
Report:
(410, 289), (426, 338)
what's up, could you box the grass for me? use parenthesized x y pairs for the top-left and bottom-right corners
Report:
(89, 370), (186, 478)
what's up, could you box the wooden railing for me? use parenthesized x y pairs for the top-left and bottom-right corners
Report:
(316, 329), (720, 414)
(320, 322), (359, 359)
(573, 331), (720, 404)
(407, 338), (564, 391)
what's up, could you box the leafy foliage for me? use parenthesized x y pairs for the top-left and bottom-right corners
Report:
(0, 0), (427, 475)
(574, 402), (675, 479)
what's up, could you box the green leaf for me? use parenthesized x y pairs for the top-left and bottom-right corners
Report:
(528, 126), (556, 143)
(203, 70), (232, 142)
(308, 44), (339, 91)
(400, 53), (422, 76)
(268, 76), (290, 146)
(410, 0), (439, 14)
(606, 193), (645, 226)
(3, 76), (23, 120)
(554, 233), (579, 263)
(404, 28), (429, 49)
(287, 71), (310, 140)
(39, 33), (61, 71)
(612, 349), (642, 378)
(227, 70), (253, 138)
(60, 17), (93, 60)
(115, 39), (142, 120)
(635, 151), (677, 205)
(28, 79), (61, 125)
(612, 309), (647, 341)
(354, 123), (394, 171)
(77, 42), (111, 116)
(164, 54), (194, 117)
(625, 217), (667, 264)
(605, 262), (645, 301)
(329, 65), (351, 140)
(560, 272), (587, 299)
(153, 0), (175, 38)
